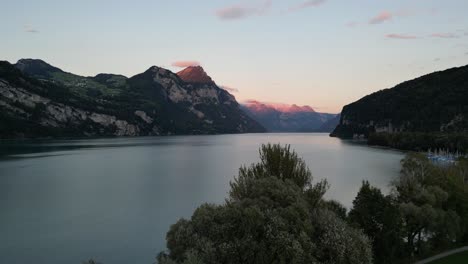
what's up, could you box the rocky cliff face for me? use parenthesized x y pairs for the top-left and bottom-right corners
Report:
(331, 64), (468, 139)
(177, 66), (215, 84)
(0, 60), (264, 139)
(241, 100), (338, 132)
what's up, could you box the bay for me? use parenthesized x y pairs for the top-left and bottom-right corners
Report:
(0, 133), (403, 264)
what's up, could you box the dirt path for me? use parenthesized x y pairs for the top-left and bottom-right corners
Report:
(414, 246), (468, 264)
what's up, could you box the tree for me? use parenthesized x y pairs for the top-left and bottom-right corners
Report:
(392, 153), (461, 257)
(348, 181), (403, 263)
(313, 209), (372, 264)
(158, 144), (372, 264)
(81, 260), (102, 264)
(322, 200), (347, 220)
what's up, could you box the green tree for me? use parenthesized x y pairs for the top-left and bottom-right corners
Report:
(322, 200), (347, 220)
(81, 260), (102, 264)
(313, 209), (372, 264)
(393, 153), (461, 257)
(348, 181), (403, 264)
(158, 144), (372, 264)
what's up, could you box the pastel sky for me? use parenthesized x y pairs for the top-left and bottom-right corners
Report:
(1, 0), (468, 113)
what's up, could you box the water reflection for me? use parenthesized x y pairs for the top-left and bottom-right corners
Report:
(0, 134), (403, 264)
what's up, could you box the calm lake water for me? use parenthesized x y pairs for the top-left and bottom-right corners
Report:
(0, 133), (403, 264)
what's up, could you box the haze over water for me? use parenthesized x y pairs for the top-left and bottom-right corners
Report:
(0, 134), (403, 264)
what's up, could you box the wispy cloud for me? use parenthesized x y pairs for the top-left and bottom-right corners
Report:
(367, 9), (426, 26)
(288, 0), (326, 12)
(434, 58), (441, 61)
(24, 25), (39, 33)
(369, 11), (393, 24)
(430, 33), (459, 39)
(221, 85), (239, 93)
(215, 0), (272, 20)
(386, 34), (419, 39)
(346, 21), (359, 28)
(171, 61), (201, 68)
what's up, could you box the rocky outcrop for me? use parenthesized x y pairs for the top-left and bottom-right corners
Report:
(0, 60), (264, 138)
(177, 66), (214, 84)
(0, 79), (145, 137)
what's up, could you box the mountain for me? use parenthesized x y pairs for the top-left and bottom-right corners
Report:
(330, 64), (468, 151)
(317, 114), (341, 133)
(177, 66), (214, 84)
(241, 100), (338, 132)
(0, 59), (264, 139)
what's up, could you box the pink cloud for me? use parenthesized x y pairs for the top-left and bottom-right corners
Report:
(369, 11), (393, 24)
(386, 34), (419, 39)
(171, 61), (201, 68)
(346, 21), (359, 28)
(216, 6), (255, 20)
(215, 0), (272, 20)
(431, 33), (459, 39)
(288, 0), (326, 12)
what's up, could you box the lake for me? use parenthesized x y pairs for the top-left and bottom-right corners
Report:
(0, 133), (403, 264)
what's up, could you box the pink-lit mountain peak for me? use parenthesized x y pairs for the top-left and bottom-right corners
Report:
(244, 100), (315, 113)
(177, 66), (214, 84)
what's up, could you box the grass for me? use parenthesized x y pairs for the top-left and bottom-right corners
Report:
(429, 250), (468, 264)
(50, 72), (123, 97)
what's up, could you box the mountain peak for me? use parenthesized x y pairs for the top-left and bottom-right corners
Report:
(243, 100), (315, 113)
(15, 58), (63, 77)
(177, 66), (214, 84)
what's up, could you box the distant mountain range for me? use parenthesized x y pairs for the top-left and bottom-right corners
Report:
(241, 100), (339, 132)
(0, 59), (265, 138)
(331, 64), (468, 151)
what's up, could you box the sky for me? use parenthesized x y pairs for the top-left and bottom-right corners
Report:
(1, 0), (468, 113)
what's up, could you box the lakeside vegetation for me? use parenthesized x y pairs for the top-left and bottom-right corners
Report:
(156, 144), (468, 264)
(331, 64), (468, 141)
(368, 132), (468, 154)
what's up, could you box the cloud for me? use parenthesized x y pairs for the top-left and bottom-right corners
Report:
(434, 58), (441, 61)
(367, 9), (422, 26)
(24, 25), (39, 33)
(386, 34), (419, 39)
(215, 0), (272, 20)
(346, 21), (359, 28)
(431, 33), (459, 39)
(221, 85), (239, 93)
(465, 52), (468, 55)
(369, 11), (393, 24)
(288, 0), (326, 12)
(171, 61), (201, 68)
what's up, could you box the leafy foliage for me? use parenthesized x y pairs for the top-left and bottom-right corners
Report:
(392, 153), (463, 258)
(348, 153), (468, 263)
(368, 132), (468, 153)
(348, 181), (403, 264)
(158, 144), (372, 264)
(331, 64), (468, 152)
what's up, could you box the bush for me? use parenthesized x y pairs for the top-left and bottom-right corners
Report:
(157, 144), (372, 264)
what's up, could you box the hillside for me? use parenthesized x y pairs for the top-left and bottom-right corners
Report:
(241, 100), (338, 132)
(0, 59), (264, 139)
(331, 65), (468, 151)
